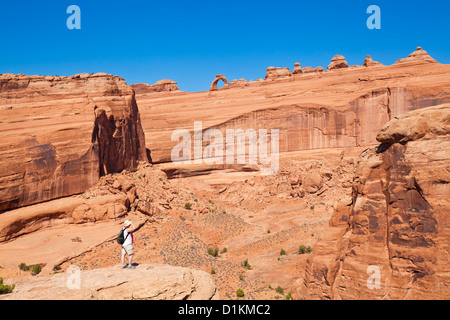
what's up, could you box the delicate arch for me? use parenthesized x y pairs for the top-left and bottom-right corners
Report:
(209, 74), (228, 91)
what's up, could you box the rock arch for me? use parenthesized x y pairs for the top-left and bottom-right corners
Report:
(209, 74), (228, 91)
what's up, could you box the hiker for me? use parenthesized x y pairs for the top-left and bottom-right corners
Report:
(120, 220), (136, 269)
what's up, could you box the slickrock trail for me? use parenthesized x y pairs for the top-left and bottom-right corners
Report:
(0, 47), (449, 300)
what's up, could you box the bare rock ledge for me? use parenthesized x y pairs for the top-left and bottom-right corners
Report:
(1, 264), (220, 300)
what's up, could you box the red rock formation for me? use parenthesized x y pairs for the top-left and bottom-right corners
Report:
(131, 79), (179, 94)
(0, 73), (148, 212)
(265, 66), (292, 80)
(395, 47), (438, 65)
(302, 66), (324, 74)
(294, 104), (450, 300)
(327, 55), (349, 71)
(363, 55), (383, 67)
(209, 75), (228, 91)
(292, 62), (302, 75)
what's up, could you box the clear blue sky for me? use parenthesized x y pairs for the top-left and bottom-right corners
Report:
(1, 0), (449, 92)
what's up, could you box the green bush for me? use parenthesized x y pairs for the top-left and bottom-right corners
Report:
(241, 259), (252, 270)
(0, 278), (15, 295)
(236, 288), (245, 298)
(276, 286), (284, 295)
(285, 291), (292, 300)
(18, 263), (30, 271)
(299, 245), (312, 254)
(280, 249), (287, 256)
(207, 247), (219, 257)
(184, 202), (192, 210)
(221, 247), (228, 254)
(31, 264), (42, 276)
(210, 268), (216, 275)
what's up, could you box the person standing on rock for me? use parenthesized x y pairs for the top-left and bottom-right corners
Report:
(121, 220), (136, 269)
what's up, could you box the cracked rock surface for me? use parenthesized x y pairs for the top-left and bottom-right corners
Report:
(1, 264), (219, 300)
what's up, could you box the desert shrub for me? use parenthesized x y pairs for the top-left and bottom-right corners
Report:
(238, 274), (245, 281)
(207, 247), (219, 257)
(236, 288), (245, 298)
(31, 264), (42, 276)
(285, 291), (292, 300)
(18, 263), (30, 271)
(280, 249), (287, 256)
(241, 259), (252, 270)
(310, 205), (315, 210)
(276, 286), (284, 295)
(184, 202), (192, 210)
(0, 278), (15, 295)
(210, 268), (216, 275)
(221, 247), (227, 254)
(299, 245), (312, 254)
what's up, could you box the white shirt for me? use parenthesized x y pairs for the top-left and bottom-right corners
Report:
(122, 228), (133, 247)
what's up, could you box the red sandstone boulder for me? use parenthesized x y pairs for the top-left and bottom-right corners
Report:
(131, 79), (179, 94)
(265, 66), (292, 80)
(327, 55), (349, 71)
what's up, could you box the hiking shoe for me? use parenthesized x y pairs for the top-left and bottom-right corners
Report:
(127, 265), (136, 269)
(121, 264), (128, 269)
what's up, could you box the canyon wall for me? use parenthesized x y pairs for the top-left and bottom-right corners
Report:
(134, 57), (450, 164)
(0, 73), (148, 212)
(294, 104), (450, 300)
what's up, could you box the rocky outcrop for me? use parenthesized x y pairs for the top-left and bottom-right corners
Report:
(302, 66), (325, 74)
(294, 104), (450, 300)
(265, 67), (292, 80)
(0, 264), (220, 300)
(363, 55), (383, 67)
(327, 55), (349, 71)
(0, 162), (170, 243)
(209, 74), (228, 91)
(0, 73), (148, 212)
(292, 62), (302, 75)
(227, 78), (248, 89)
(395, 47), (438, 65)
(131, 79), (179, 94)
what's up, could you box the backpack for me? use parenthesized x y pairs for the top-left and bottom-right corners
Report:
(116, 228), (130, 245)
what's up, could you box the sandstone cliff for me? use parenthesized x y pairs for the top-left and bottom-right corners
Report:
(0, 73), (148, 212)
(294, 104), (450, 300)
(134, 50), (450, 164)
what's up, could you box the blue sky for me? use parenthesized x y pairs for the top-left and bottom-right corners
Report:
(0, 0), (449, 92)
